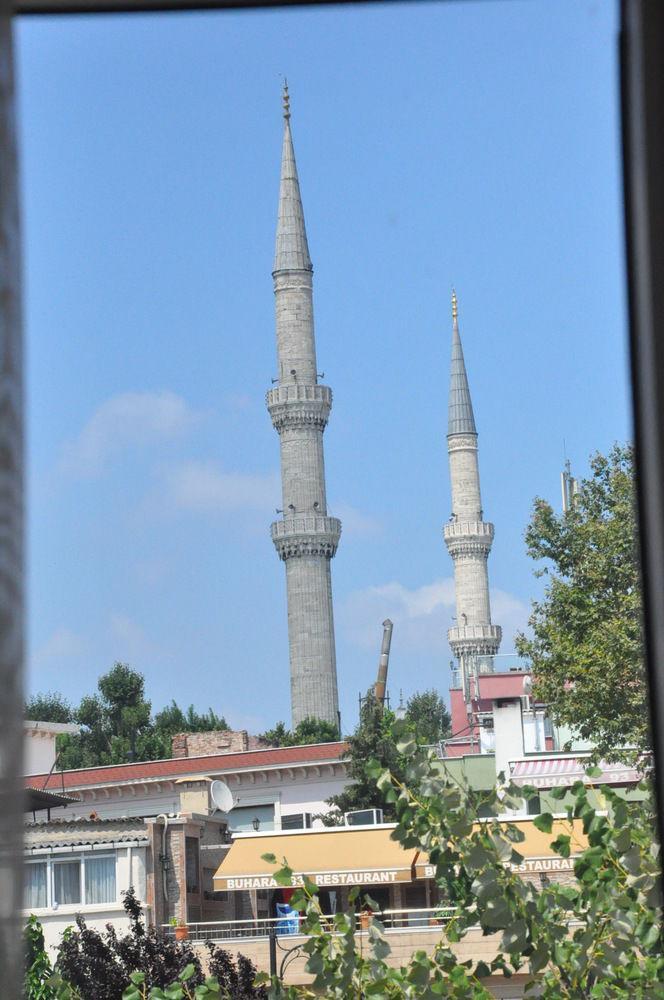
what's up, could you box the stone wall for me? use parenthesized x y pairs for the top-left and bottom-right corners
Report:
(171, 730), (273, 759)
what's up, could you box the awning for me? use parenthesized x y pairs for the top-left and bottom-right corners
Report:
(213, 825), (418, 891)
(509, 757), (641, 789)
(413, 817), (587, 880)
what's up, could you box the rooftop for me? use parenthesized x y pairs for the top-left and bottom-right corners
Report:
(27, 740), (348, 792)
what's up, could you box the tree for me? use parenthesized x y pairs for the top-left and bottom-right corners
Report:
(516, 444), (648, 761)
(326, 691), (404, 821)
(404, 689), (451, 745)
(54, 663), (154, 770)
(25, 693), (74, 724)
(261, 717), (339, 748)
(29, 665), (231, 769)
(259, 736), (663, 998)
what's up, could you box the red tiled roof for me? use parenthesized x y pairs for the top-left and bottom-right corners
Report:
(27, 741), (348, 791)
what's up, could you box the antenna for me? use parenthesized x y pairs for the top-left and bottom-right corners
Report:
(210, 780), (234, 814)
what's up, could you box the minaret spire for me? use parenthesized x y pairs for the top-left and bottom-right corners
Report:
(448, 289), (477, 436)
(444, 292), (501, 689)
(267, 88), (341, 728)
(274, 85), (312, 275)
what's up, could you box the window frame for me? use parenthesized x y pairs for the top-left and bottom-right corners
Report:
(23, 852), (118, 912)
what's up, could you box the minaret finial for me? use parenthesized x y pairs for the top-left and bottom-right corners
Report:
(282, 79), (290, 121)
(452, 287), (458, 326)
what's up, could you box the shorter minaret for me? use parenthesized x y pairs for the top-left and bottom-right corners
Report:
(266, 85), (341, 728)
(444, 291), (501, 690)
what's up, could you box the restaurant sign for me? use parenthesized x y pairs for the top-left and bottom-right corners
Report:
(418, 856), (575, 879)
(221, 868), (411, 891)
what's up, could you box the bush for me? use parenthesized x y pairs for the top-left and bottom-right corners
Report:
(44, 887), (264, 999)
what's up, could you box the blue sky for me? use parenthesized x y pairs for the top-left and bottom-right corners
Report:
(17, 0), (630, 733)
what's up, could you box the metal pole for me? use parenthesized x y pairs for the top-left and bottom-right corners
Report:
(0, 10), (24, 994)
(269, 927), (277, 979)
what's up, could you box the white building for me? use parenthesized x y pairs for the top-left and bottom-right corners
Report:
(24, 738), (348, 954)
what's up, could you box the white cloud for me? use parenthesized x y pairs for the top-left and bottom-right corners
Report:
(108, 613), (163, 662)
(339, 577), (529, 656)
(32, 627), (88, 667)
(163, 460), (279, 515)
(62, 391), (201, 476)
(331, 502), (383, 538)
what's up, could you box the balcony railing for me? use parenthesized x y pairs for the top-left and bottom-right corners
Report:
(161, 906), (458, 943)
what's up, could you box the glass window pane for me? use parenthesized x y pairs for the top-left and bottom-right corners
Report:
(53, 861), (80, 905)
(84, 856), (116, 904)
(25, 863), (47, 909)
(228, 804), (275, 832)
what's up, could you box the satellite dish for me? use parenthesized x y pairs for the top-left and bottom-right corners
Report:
(210, 780), (234, 813)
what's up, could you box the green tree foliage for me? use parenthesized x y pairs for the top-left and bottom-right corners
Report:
(404, 688), (452, 745)
(261, 717), (340, 748)
(27, 665), (228, 769)
(516, 444), (648, 760)
(260, 736), (663, 998)
(25, 692), (74, 724)
(326, 691), (404, 821)
(24, 915), (56, 1000)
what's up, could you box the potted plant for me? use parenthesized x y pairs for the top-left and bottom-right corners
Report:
(169, 916), (189, 942)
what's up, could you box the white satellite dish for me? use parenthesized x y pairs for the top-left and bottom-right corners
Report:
(210, 780), (234, 814)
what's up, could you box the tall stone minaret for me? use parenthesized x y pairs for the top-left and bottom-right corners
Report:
(444, 291), (502, 688)
(266, 85), (341, 728)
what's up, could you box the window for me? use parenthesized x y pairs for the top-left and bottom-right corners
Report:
(25, 863), (47, 910)
(85, 856), (116, 904)
(53, 860), (81, 905)
(25, 854), (117, 909)
(526, 795), (541, 816)
(281, 813), (312, 830)
(185, 838), (200, 893)
(228, 804), (275, 833)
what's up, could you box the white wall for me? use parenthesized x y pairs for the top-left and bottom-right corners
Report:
(493, 700), (525, 782)
(52, 769), (347, 827)
(24, 732), (58, 777)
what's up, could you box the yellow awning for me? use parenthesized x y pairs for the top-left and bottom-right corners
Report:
(414, 817), (588, 879)
(213, 825), (418, 891)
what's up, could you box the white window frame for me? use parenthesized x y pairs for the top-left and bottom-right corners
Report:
(23, 852), (118, 912)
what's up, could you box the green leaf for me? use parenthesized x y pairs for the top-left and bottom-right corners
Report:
(261, 852), (277, 864)
(178, 963), (196, 982)
(532, 813), (553, 833)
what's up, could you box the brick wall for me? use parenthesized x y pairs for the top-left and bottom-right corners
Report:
(171, 729), (273, 758)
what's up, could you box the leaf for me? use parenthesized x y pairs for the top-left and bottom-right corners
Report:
(178, 963), (196, 982)
(261, 852), (277, 864)
(532, 813), (553, 833)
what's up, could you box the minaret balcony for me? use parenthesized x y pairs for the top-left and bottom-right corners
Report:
(271, 514), (341, 561)
(266, 383), (332, 432)
(444, 520), (494, 558)
(448, 623), (502, 656)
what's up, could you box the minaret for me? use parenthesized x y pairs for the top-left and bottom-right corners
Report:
(266, 84), (341, 728)
(444, 291), (501, 689)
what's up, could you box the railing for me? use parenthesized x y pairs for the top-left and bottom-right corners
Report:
(161, 907), (457, 943)
(271, 515), (341, 538)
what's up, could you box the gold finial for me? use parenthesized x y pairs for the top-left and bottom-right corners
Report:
(282, 79), (290, 121)
(452, 287), (458, 324)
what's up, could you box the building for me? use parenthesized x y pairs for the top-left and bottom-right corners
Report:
(267, 84), (341, 729)
(24, 737), (348, 954)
